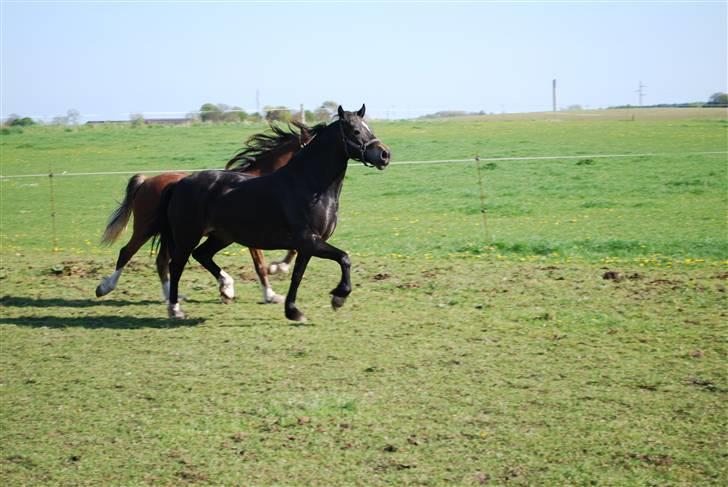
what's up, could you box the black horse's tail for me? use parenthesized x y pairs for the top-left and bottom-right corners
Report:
(101, 174), (146, 245)
(155, 183), (176, 258)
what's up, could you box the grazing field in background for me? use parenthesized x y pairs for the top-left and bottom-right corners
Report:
(1, 109), (726, 485)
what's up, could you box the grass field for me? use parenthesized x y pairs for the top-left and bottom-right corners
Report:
(1, 108), (727, 485)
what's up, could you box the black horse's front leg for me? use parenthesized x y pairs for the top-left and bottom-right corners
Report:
(308, 239), (352, 310)
(285, 252), (312, 322)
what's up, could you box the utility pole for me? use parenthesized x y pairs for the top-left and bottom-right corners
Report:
(300, 103), (305, 124)
(256, 89), (260, 114)
(636, 81), (647, 107)
(552, 79), (557, 112)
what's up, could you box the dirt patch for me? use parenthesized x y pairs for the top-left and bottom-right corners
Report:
(648, 279), (682, 289)
(688, 377), (720, 392)
(602, 271), (622, 281)
(629, 453), (673, 466)
(372, 272), (390, 281)
(47, 261), (101, 278)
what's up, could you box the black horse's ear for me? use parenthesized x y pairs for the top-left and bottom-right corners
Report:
(357, 104), (366, 117)
(337, 105), (345, 118)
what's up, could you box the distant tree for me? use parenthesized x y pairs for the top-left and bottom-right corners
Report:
(313, 107), (330, 121)
(8, 116), (36, 127)
(67, 109), (80, 125)
(264, 106), (292, 122)
(200, 103), (223, 122)
(247, 112), (263, 123)
(4, 114), (20, 126)
(707, 92), (728, 106)
(52, 115), (69, 125)
(130, 113), (145, 127)
(225, 106), (247, 122)
(315, 100), (339, 121)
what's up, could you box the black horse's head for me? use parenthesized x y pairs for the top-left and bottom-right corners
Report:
(337, 104), (390, 170)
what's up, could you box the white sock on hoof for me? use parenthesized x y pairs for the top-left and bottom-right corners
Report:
(263, 287), (285, 304)
(218, 270), (235, 300)
(96, 269), (122, 297)
(168, 302), (185, 319)
(269, 262), (290, 275)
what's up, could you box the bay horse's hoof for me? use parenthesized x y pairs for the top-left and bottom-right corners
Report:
(95, 278), (113, 297)
(331, 295), (347, 310)
(269, 262), (290, 275)
(263, 288), (285, 304)
(168, 303), (186, 319)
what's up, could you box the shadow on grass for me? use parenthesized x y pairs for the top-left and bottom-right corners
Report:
(0, 315), (204, 329)
(0, 296), (161, 308)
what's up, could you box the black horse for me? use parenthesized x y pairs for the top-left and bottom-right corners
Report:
(160, 105), (390, 321)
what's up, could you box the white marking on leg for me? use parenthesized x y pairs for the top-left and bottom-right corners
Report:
(168, 302), (185, 319)
(218, 270), (235, 301)
(269, 261), (290, 275)
(263, 286), (285, 304)
(96, 269), (122, 297)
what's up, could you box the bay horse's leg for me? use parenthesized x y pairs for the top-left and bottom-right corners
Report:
(191, 235), (235, 303)
(96, 232), (149, 297)
(284, 252), (312, 322)
(156, 242), (171, 301)
(268, 250), (297, 275)
(249, 248), (285, 304)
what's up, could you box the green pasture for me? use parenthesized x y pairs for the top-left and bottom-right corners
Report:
(1, 109), (726, 485)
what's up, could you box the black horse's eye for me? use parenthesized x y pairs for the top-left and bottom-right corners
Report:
(353, 129), (361, 136)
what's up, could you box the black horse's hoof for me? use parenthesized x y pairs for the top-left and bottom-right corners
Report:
(331, 295), (347, 310)
(285, 307), (307, 322)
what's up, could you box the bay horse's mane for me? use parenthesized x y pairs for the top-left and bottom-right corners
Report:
(225, 120), (327, 172)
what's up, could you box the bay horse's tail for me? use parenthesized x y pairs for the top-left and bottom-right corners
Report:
(101, 174), (146, 245)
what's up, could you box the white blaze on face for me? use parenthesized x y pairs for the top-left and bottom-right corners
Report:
(361, 121), (372, 135)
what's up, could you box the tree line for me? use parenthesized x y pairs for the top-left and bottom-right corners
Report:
(195, 101), (340, 124)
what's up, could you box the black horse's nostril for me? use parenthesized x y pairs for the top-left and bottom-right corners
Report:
(381, 150), (390, 161)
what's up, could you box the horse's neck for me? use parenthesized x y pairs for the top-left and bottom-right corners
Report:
(289, 122), (348, 195)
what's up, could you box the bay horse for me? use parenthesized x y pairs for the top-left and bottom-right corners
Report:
(160, 105), (390, 321)
(96, 121), (320, 304)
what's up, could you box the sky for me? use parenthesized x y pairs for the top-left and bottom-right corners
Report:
(1, 1), (726, 121)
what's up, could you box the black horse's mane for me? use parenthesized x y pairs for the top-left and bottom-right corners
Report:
(226, 120), (328, 172)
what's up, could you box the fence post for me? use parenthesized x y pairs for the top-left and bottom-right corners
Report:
(48, 164), (59, 251)
(474, 154), (491, 244)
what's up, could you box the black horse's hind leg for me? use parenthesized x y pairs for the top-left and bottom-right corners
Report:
(168, 241), (197, 319)
(191, 235), (234, 303)
(284, 252), (312, 322)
